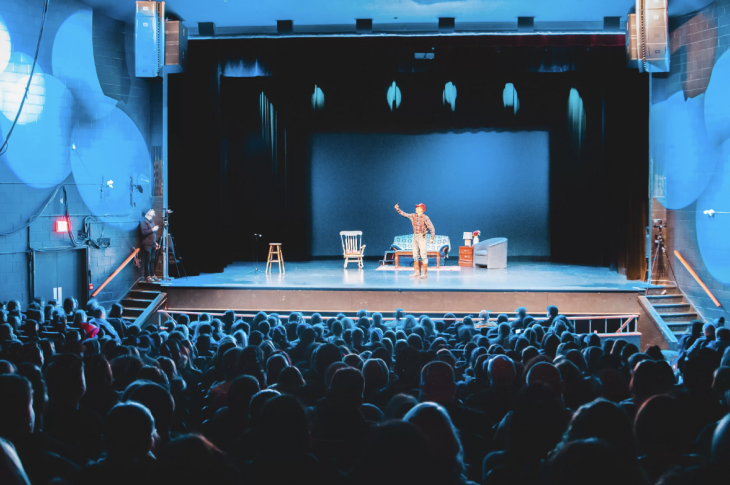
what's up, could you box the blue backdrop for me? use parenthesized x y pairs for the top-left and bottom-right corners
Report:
(310, 131), (550, 258)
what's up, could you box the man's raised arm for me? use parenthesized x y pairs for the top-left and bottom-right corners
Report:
(394, 203), (412, 219)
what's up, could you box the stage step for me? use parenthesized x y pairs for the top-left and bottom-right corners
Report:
(646, 294), (686, 304)
(646, 285), (681, 296)
(117, 282), (167, 328)
(128, 289), (160, 300)
(642, 285), (706, 346)
(120, 298), (156, 308)
(666, 321), (696, 333)
(658, 312), (698, 322)
(651, 303), (692, 314)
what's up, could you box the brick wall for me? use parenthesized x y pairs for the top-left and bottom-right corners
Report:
(0, 0), (156, 308)
(652, 0), (730, 322)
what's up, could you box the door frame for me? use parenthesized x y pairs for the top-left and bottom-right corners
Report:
(31, 247), (89, 309)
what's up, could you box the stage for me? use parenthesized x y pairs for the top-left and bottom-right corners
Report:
(156, 259), (665, 349)
(163, 259), (650, 292)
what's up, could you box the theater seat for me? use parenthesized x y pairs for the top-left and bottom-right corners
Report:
(473, 238), (508, 269)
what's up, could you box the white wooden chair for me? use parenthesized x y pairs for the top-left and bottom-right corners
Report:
(340, 231), (366, 268)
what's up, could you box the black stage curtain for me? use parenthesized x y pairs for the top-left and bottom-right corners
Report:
(169, 36), (648, 277)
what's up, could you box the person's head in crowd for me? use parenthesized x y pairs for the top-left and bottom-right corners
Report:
(110, 355), (145, 392)
(329, 367), (364, 410)
(127, 383), (175, 447)
(45, 353), (85, 406)
(275, 366), (305, 394)
(543, 334), (560, 358)
(227, 375), (259, 420)
(620, 343), (639, 364)
(684, 348), (722, 395)
(420, 361), (456, 404)
(634, 394), (690, 457)
(522, 346), (539, 363)
(218, 347), (241, 382)
(0, 436), (31, 485)
(526, 362), (564, 399)
(92, 306), (106, 321)
(72, 310), (87, 327)
(363, 358), (389, 396)
(248, 389), (280, 428)
(265, 354), (288, 385)
(713, 413), (730, 464)
(404, 402), (466, 483)
(556, 399), (636, 460)
(343, 353), (363, 369)
(626, 352), (650, 373)
(644, 345), (664, 361)
(62, 297), (76, 316)
(629, 359), (674, 408)
(1, 323), (17, 340)
(487, 355), (516, 387)
(331, 320), (343, 338)
(543, 438), (644, 485)
(712, 365), (730, 402)
(703, 322), (716, 340)
(0, 375), (35, 439)
(155, 434), (239, 485)
(257, 394), (311, 457)
(407, 333), (423, 351)
(103, 402), (156, 460)
(137, 366), (170, 389)
(351, 420), (433, 485)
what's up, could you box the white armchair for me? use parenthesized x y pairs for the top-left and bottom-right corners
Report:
(473, 237), (508, 269)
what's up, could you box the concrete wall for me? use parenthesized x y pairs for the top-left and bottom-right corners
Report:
(0, 0), (158, 308)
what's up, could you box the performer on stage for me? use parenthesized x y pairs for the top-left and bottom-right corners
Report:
(395, 202), (436, 279)
(139, 209), (160, 282)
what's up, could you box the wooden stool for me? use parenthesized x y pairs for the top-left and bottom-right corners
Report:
(266, 243), (285, 274)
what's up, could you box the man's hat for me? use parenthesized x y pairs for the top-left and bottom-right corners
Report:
(415, 203), (426, 212)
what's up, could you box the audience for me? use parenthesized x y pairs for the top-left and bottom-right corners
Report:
(0, 298), (729, 485)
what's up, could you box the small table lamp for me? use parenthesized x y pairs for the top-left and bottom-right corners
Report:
(463, 232), (473, 247)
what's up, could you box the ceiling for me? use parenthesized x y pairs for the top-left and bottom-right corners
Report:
(79, 0), (715, 29)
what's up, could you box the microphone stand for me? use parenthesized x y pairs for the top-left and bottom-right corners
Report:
(246, 234), (264, 275)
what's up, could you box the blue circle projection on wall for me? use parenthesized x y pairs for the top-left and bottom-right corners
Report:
(650, 91), (716, 209)
(70, 107), (152, 229)
(52, 9), (118, 121)
(0, 74), (75, 187)
(0, 52), (44, 125)
(0, 13), (11, 74)
(696, 139), (730, 284)
(704, 50), (730, 146)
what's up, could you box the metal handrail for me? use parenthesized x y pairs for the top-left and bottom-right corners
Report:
(91, 248), (140, 298)
(674, 250), (722, 307)
(158, 308), (638, 333)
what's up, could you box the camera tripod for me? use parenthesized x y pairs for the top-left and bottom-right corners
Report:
(161, 211), (187, 281)
(651, 219), (677, 285)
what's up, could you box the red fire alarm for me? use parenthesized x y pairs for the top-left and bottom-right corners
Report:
(55, 219), (68, 233)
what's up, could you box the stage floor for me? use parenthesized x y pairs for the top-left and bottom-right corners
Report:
(163, 259), (651, 292)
